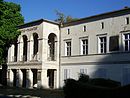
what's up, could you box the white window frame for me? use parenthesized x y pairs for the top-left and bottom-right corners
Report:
(67, 29), (70, 35)
(98, 36), (107, 53)
(80, 69), (87, 74)
(101, 22), (104, 29)
(65, 40), (71, 56)
(80, 38), (88, 55)
(64, 69), (70, 80)
(83, 25), (86, 32)
(125, 17), (129, 25)
(123, 33), (130, 51)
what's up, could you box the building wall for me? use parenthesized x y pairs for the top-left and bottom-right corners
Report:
(60, 10), (130, 87)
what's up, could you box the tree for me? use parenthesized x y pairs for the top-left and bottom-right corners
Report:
(0, 0), (24, 64)
(0, 0), (24, 85)
(55, 10), (78, 24)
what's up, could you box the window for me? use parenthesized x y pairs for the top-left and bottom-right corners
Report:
(64, 69), (70, 80)
(81, 39), (88, 55)
(124, 33), (130, 51)
(67, 29), (70, 34)
(125, 17), (129, 25)
(101, 22), (104, 29)
(98, 36), (107, 53)
(109, 36), (119, 51)
(80, 69), (87, 74)
(65, 41), (71, 56)
(83, 25), (86, 32)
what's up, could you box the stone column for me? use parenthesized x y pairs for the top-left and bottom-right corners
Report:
(10, 44), (15, 62)
(19, 42), (23, 61)
(26, 69), (33, 88)
(29, 40), (33, 61)
(8, 69), (13, 86)
(8, 47), (11, 63)
(54, 70), (57, 88)
(41, 69), (49, 88)
(17, 69), (23, 87)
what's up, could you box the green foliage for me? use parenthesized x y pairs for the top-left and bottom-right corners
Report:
(63, 74), (123, 98)
(78, 73), (89, 83)
(0, 0), (24, 64)
(54, 10), (78, 24)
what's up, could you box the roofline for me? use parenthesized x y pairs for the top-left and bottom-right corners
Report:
(63, 7), (130, 27)
(18, 19), (59, 29)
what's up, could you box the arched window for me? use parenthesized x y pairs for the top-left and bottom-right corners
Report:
(48, 33), (57, 61)
(23, 35), (28, 61)
(14, 41), (18, 62)
(33, 33), (38, 56)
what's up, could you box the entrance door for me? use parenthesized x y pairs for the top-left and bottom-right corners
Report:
(22, 69), (27, 87)
(12, 69), (17, 86)
(47, 69), (56, 88)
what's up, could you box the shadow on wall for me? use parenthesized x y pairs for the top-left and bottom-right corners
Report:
(89, 42), (130, 86)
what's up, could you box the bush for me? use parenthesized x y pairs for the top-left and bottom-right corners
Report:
(78, 73), (89, 83)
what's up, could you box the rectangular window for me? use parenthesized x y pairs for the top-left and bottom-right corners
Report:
(67, 29), (70, 34)
(81, 39), (88, 55)
(64, 69), (70, 80)
(99, 36), (107, 53)
(124, 33), (130, 51)
(125, 17), (129, 25)
(65, 41), (71, 56)
(83, 25), (86, 32)
(80, 69), (87, 74)
(101, 22), (104, 29)
(109, 36), (119, 51)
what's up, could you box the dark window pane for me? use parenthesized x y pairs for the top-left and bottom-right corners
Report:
(109, 36), (119, 51)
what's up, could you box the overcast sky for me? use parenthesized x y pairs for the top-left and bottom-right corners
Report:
(5, 0), (130, 23)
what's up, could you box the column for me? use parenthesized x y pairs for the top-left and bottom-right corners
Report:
(37, 70), (41, 88)
(17, 69), (23, 87)
(26, 69), (33, 88)
(30, 40), (33, 61)
(19, 42), (23, 61)
(8, 47), (11, 62)
(41, 69), (49, 88)
(54, 70), (57, 88)
(8, 69), (13, 86)
(10, 45), (14, 62)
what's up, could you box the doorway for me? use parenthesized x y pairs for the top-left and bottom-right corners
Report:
(47, 69), (56, 88)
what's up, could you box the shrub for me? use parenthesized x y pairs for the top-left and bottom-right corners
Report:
(78, 73), (89, 83)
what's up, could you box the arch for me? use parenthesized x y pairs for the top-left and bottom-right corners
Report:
(23, 35), (28, 61)
(33, 33), (39, 56)
(48, 33), (57, 61)
(14, 39), (18, 62)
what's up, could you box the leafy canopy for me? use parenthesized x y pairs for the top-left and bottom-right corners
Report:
(0, 0), (24, 64)
(55, 10), (78, 24)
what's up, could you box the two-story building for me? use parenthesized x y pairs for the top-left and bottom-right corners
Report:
(7, 7), (130, 88)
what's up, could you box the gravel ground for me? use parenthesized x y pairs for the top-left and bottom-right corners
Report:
(0, 86), (64, 98)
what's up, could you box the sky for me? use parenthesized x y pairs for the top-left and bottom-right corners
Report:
(4, 0), (130, 23)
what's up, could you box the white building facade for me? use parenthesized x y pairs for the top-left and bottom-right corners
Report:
(7, 7), (130, 88)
